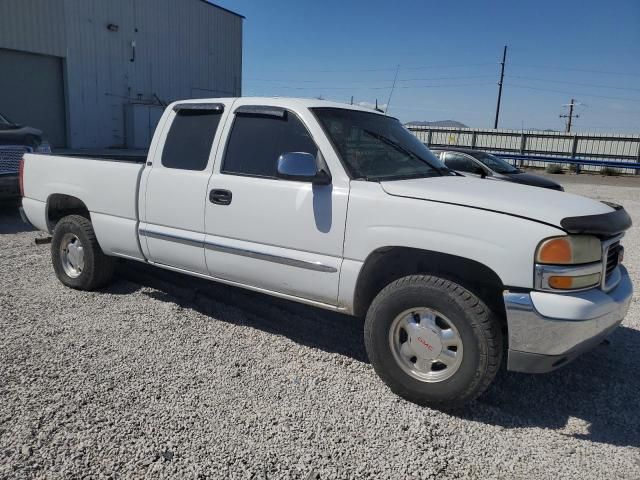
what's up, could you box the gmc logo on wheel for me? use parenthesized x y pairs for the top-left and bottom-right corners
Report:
(417, 337), (433, 351)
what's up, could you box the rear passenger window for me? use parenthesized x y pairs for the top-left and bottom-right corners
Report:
(161, 109), (222, 171)
(222, 111), (317, 178)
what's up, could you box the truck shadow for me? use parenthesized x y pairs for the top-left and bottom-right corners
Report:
(116, 260), (640, 448)
(0, 201), (34, 234)
(117, 260), (368, 363)
(463, 328), (640, 448)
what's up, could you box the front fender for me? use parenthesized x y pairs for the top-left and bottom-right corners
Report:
(338, 182), (564, 312)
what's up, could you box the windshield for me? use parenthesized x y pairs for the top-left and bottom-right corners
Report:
(0, 112), (11, 125)
(312, 108), (450, 181)
(475, 152), (519, 174)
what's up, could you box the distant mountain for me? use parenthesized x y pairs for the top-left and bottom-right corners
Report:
(405, 120), (469, 128)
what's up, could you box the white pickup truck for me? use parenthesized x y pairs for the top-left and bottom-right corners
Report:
(20, 98), (633, 407)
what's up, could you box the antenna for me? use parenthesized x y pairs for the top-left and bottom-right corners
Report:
(385, 64), (400, 115)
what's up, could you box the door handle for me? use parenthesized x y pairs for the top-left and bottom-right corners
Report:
(209, 189), (232, 205)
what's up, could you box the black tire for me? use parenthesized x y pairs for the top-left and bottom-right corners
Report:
(51, 214), (115, 290)
(364, 274), (502, 408)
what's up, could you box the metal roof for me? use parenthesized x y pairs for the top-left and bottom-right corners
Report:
(198, 0), (245, 19)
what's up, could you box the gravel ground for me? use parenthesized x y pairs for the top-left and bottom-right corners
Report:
(1, 180), (639, 479)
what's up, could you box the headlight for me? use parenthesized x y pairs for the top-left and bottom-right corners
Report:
(534, 235), (602, 292)
(536, 235), (601, 265)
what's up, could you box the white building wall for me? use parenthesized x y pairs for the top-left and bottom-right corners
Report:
(0, 0), (66, 57)
(0, 0), (243, 149)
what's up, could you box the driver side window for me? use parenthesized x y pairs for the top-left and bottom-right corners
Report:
(222, 110), (318, 178)
(445, 153), (481, 174)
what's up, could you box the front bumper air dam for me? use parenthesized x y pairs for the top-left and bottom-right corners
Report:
(504, 266), (633, 373)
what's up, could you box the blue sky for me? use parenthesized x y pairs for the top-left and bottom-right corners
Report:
(214, 0), (640, 133)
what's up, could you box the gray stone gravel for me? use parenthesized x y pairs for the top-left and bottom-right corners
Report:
(1, 179), (639, 479)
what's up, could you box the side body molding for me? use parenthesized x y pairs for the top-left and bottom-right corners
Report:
(138, 226), (337, 273)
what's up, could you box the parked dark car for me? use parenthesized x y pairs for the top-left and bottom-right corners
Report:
(430, 147), (564, 191)
(0, 112), (50, 200)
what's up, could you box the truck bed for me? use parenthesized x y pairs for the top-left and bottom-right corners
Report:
(21, 153), (146, 261)
(51, 150), (148, 163)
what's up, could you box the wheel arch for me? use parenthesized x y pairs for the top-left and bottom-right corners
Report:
(352, 247), (506, 321)
(46, 194), (91, 233)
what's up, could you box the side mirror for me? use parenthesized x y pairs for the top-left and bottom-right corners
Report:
(276, 152), (331, 185)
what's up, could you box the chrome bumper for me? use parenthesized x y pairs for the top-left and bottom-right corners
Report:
(504, 266), (633, 373)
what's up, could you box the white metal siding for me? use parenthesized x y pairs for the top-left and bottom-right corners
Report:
(0, 0), (242, 149)
(0, 0), (66, 57)
(63, 0), (242, 149)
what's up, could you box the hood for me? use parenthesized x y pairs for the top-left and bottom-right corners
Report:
(380, 176), (614, 230)
(501, 171), (562, 189)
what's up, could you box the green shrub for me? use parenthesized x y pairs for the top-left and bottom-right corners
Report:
(546, 164), (564, 174)
(569, 163), (579, 173)
(600, 166), (620, 176)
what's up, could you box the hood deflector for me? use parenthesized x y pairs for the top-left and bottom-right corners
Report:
(561, 202), (632, 237)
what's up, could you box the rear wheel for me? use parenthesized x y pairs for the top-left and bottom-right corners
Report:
(364, 274), (502, 408)
(51, 215), (115, 290)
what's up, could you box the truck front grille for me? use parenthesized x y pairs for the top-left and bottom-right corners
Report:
(605, 241), (621, 280)
(0, 146), (31, 175)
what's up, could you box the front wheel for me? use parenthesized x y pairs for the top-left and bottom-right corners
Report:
(364, 275), (503, 408)
(51, 215), (115, 290)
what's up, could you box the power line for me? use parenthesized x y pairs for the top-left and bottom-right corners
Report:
(395, 62), (497, 71)
(244, 62), (497, 75)
(244, 77), (395, 84)
(507, 83), (640, 102)
(397, 82), (495, 90)
(246, 61), (637, 78)
(585, 108), (640, 115)
(244, 74), (494, 85)
(508, 75), (640, 92)
(390, 104), (480, 114)
(509, 63), (640, 77)
(244, 82), (495, 92)
(398, 74), (495, 83)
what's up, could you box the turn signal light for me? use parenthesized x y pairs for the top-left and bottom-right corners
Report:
(548, 273), (601, 290)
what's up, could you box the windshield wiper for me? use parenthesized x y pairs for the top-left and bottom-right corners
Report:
(363, 129), (419, 158)
(352, 174), (372, 181)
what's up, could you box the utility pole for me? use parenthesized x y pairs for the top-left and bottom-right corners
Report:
(560, 98), (580, 132)
(493, 45), (507, 129)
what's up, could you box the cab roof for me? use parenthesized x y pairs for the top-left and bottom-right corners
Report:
(171, 97), (388, 116)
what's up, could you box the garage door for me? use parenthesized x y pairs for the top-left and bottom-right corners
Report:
(0, 48), (66, 147)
